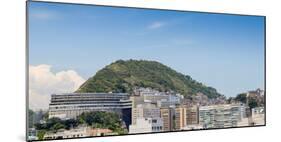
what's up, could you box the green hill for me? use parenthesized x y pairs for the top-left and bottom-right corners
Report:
(76, 59), (221, 98)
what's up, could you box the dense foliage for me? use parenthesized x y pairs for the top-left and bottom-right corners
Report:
(78, 111), (125, 134)
(234, 93), (260, 108)
(34, 117), (71, 133)
(34, 111), (125, 135)
(235, 93), (247, 104)
(248, 97), (258, 109)
(76, 59), (221, 98)
(37, 130), (46, 140)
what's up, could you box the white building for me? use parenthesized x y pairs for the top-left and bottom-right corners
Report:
(129, 117), (163, 134)
(156, 94), (182, 107)
(252, 107), (265, 125)
(199, 104), (241, 128)
(49, 93), (131, 119)
(182, 124), (203, 130)
(44, 127), (89, 140)
(239, 104), (247, 120)
(48, 93), (132, 128)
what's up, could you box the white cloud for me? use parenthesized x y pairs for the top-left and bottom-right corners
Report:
(30, 10), (58, 20)
(147, 21), (166, 29)
(29, 64), (85, 110)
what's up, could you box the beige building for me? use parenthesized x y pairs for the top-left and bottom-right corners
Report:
(131, 104), (160, 125)
(174, 107), (187, 130)
(186, 106), (199, 125)
(160, 108), (174, 131)
(44, 127), (89, 140)
(130, 96), (145, 108)
(44, 127), (115, 140)
(174, 106), (199, 130)
(86, 128), (114, 136)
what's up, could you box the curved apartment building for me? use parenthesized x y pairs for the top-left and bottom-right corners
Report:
(48, 93), (132, 127)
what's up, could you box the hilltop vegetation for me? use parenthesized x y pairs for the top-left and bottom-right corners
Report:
(76, 59), (221, 98)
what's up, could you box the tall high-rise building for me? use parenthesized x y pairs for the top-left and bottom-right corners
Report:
(199, 104), (240, 128)
(131, 104), (160, 125)
(130, 96), (145, 108)
(160, 108), (174, 131)
(174, 107), (187, 130)
(186, 106), (199, 125)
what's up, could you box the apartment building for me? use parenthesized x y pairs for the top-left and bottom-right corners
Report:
(174, 107), (187, 130)
(131, 104), (160, 125)
(129, 117), (163, 134)
(160, 107), (174, 131)
(186, 106), (199, 125)
(48, 93), (132, 127)
(199, 104), (240, 128)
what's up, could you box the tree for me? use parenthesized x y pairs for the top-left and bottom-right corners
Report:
(64, 119), (79, 130)
(34, 123), (46, 130)
(77, 111), (124, 133)
(248, 97), (258, 109)
(34, 111), (126, 136)
(43, 112), (49, 120)
(75, 59), (222, 99)
(227, 97), (234, 104)
(35, 117), (65, 132)
(78, 112), (95, 125)
(235, 93), (247, 104)
(37, 130), (46, 140)
(28, 109), (35, 128)
(51, 123), (65, 132)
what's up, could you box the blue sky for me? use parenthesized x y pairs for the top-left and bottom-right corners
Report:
(28, 2), (265, 97)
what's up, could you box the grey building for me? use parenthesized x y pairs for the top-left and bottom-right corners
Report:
(199, 104), (241, 128)
(49, 93), (132, 128)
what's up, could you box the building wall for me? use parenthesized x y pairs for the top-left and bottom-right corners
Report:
(174, 107), (187, 130)
(129, 117), (163, 134)
(199, 104), (240, 128)
(131, 104), (160, 125)
(186, 106), (199, 125)
(44, 127), (89, 140)
(160, 108), (174, 131)
(129, 118), (153, 134)
(48, 93), (132, 128)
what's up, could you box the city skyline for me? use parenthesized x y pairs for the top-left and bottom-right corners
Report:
(28, 2), (265, 110)
(29, 87), (265, 140)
